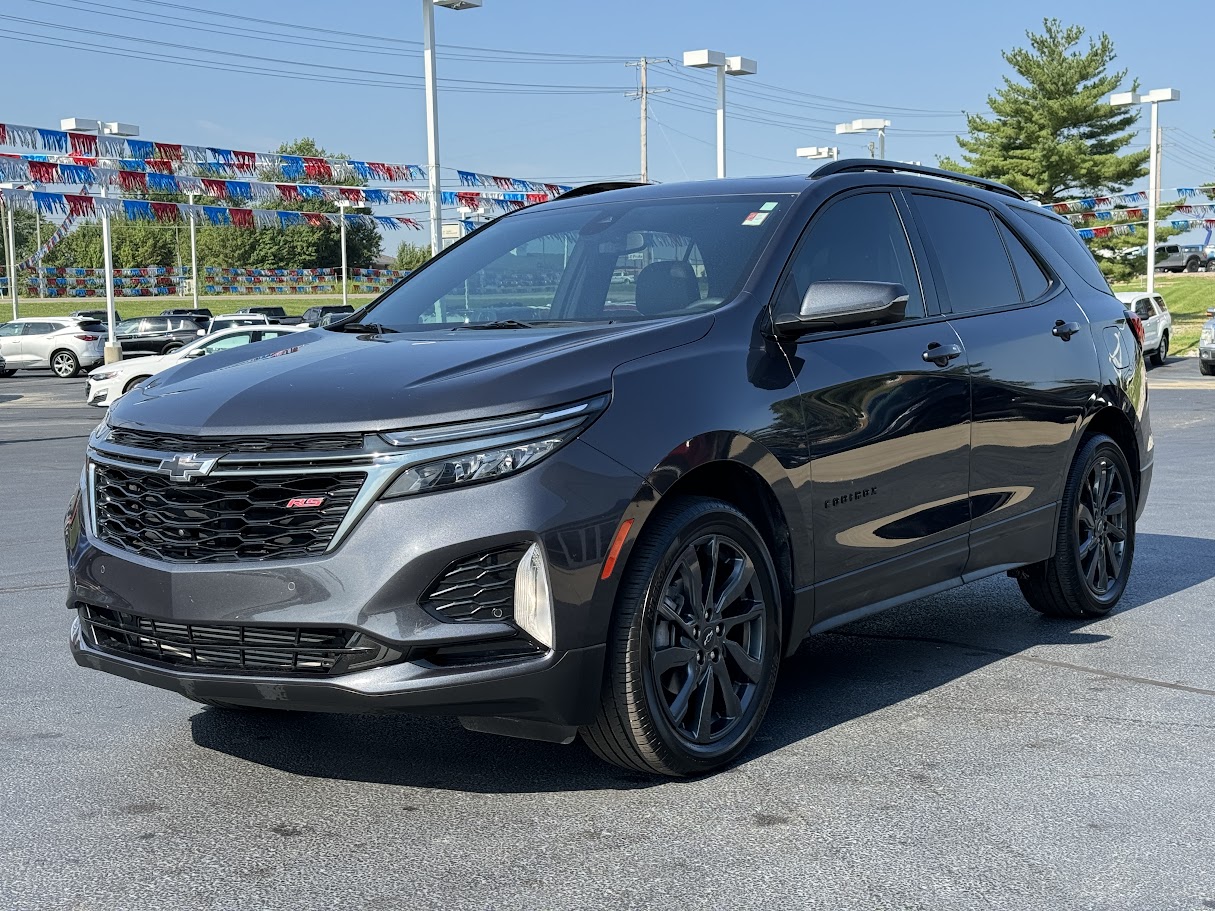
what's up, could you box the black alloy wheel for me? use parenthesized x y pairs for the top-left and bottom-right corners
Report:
(648, 534), (767, 747)
(1017, 433), (1135, 618)
(582, 496), (782, 777)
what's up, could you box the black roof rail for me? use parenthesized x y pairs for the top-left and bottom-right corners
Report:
(555, 181), (650, 201)
(810, 159), (1023, 201)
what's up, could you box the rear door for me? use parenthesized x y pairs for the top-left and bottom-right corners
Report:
(779, 190), (973, 624)
(907, 191), (1099, 575)
(20, 321), (59, 367)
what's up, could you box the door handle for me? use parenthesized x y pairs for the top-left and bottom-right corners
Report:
(922, 342), (962, 367)
(1052, 320), (1081, 341)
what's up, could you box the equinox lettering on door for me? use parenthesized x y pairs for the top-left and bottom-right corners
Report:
(824, 487), (878, 510)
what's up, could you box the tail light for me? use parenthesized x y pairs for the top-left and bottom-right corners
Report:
(74, 334), (99, 341)
(1124, 311), (1144, 348)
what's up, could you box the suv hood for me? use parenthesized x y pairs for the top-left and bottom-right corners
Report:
(109, 318), (710, 435)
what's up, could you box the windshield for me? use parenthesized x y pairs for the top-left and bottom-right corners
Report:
(350, 194), (794, 330)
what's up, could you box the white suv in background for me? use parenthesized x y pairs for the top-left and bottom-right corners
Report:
(85, 324), (305, 407)
(1116, 292), (1173, 366)
(0, 317), (105, 378)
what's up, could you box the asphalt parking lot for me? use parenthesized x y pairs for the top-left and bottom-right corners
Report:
(1, 360), (1212, 911)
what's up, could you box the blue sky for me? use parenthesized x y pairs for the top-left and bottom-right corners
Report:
(2, 0), (1213, 228)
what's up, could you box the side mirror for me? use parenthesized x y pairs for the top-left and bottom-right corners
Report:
(185, 349), (206, 358)
(773, 281), (908, 337)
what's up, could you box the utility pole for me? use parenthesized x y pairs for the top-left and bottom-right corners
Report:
(626, 58), (669, 183)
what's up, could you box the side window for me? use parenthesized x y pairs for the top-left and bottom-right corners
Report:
(1153, 295), (1168, 313)
(23, 322), (55, 335)
(1133, 299), (1153, 320)
(1014, 208), (1112, 294)
(912, 195), (1019, 314)
(201, 333), (254, 353)
(995, 220), (1050, 301)
(777, 192), (925, 319)
(0, 323), (21, 337)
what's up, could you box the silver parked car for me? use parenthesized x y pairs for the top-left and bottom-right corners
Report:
(0, 317), (105, 378)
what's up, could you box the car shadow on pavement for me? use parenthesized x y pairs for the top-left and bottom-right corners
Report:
(190, 532), (1215, 792)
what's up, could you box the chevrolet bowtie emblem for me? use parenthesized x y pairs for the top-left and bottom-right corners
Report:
(158, 453), (220, 482)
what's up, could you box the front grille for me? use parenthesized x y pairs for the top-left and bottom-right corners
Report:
(79, 604), (399, 676)
(108, 426), (366, 453)
(420, 545), (529, 621)
(94, 463), (363, 563)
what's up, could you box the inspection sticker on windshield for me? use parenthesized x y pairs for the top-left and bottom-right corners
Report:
(742, 211), (769, 226)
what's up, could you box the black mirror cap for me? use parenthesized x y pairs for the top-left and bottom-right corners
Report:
(773, 281), (908, 338)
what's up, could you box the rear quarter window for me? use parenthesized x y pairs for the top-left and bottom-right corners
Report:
(1011, 207), (1111, 294)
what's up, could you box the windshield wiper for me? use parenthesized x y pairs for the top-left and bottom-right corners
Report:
(453, 319), (534, 330)
(330, 322), (397, 334)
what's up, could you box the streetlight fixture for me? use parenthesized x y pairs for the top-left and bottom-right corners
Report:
(61, 117), (140, 364)
(1111, 88), (1180, 294)
(422, 0), (482, 257)
(682, 49), (758, 178)
(797, 146), (839, 162)
(0, 181), (22, 320)
(836, 118), (891, 159)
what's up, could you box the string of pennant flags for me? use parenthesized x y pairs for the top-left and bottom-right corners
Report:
(0, 187), (423, 231)
(1045, 187), (1215, 215)
(0, 156), (560, 212)
(0, 121), (572, 196)
(1072, 215), (1215, 240)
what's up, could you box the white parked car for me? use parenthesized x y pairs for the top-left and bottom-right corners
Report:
(198, 313), (272, 335)
(1115, 292), (1173, 366)
(85, 324), (305, 407)
(0, 317), (105, 378)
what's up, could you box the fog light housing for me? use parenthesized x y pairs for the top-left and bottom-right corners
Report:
(513, 543), (554, 649)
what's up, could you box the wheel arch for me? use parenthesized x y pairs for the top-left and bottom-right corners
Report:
(1079, 405), (1141, 504)
(49, 347), (79, 374)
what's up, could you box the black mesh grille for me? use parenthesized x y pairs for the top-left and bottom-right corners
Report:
(79, 604), (397, 676)
(94, 463), (363, 563)
(420, 545), (529, 621)
(107, 426), (365, 453)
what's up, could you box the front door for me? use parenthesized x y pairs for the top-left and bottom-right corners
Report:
(907, 192), (1100, 574)
(775, 190), (973, 627)
(0, 322), (24, 366)
(20, 322), (58, 368)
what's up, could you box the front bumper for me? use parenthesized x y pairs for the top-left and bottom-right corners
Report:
(1200, 345), (1215, 367)
(65, 439), (645, 728)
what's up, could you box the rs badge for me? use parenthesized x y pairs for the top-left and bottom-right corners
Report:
(284, 497), (326, 508)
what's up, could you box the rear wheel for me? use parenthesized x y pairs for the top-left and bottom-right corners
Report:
(50, 349), (80, 378)
(1185, 258), (1200, 273)
(0, 369), (15, 377)
(1016, 434), (1134, 618)
(581, 496), (782, 777)
(1201, 360), (1215, 377)
(1150, 331), (1169, 366)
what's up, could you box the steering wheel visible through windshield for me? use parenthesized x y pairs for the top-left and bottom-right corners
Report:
(342, 193), (795, 331)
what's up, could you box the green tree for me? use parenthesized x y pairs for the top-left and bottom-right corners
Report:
(941, 19), (1147, 203)
(394, 241), (431, 271)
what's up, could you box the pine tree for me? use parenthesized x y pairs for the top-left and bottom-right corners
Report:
(941, 19), (1147, 204)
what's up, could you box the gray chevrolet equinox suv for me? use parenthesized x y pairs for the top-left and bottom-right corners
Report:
(67, 161), (1153, 776)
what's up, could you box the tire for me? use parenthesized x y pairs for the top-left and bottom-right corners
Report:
(161, 343), (182, 355)
(1150, 331), (1169, 367)
(1201, 360), (1215, 377)
(50, 349), (80, 378)
(1185, 258), (1200, 273)
(0, 369), (15, 377)
(580, 496), (783, 777)
(123, 375), (151, 394)
(1016, 434), (1135, 618)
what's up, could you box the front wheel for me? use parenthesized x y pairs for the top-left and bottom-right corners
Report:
(1200, 360), (1215, 377)
(50, 349), (80, 378)
(1016, 434), (1135, 618)
(0, 369), (15, 377)
(1150, 331), (1169, 366)
(581, 496), (782, 777)
(1185, 258), (1200, 273)
(123, 375), (151, 394)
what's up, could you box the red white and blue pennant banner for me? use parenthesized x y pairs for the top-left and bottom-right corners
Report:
(0, 188), (422, 230)
(0, 122), (572, 195)
(1047, 187), (1215, 215)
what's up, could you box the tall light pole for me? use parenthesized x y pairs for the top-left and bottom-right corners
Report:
(336, 200), (350, 310)
(422, 0), (482, 257)
(682, 49), (758, 178)
(797, 146), (839, 163)
(62, 117), (140, 364)
(1111, 88), (1180, 294)
(1, 184), (18, 320)
(836, 118), (891, 159)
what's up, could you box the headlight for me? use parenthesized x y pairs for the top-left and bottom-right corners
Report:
(379, 395), (609, 498)
(89, 368), (122, 381)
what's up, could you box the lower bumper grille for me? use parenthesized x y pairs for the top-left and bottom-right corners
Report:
(79, 603), (399, 676)
(420, 545), (529, 621)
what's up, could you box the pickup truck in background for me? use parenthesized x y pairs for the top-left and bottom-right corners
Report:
(234, 305), (303, 326)
(1154, 244), (1214, 273)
